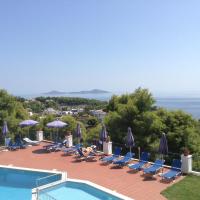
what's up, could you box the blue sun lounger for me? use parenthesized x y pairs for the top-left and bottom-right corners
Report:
(129, 152), (150, 171)
(43, 142), (59, 150)
(161, 159), (182, 181)
(76, 148), (97, 161)
(47, 143), (65, 152)
(63, 144), (82, 155)
(100, 147), (121, 163)
(7, 140), (20, 150)
(143, 159), (165, 175)
(113, 152), (134, 167)
(15, 139), (27, 149)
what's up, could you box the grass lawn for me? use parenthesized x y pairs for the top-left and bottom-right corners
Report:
(162, 175), (200, 200)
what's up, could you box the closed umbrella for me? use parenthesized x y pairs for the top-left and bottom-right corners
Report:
(99, 124), (108, 150)
(76, 123), (82, 144)
(158, 132), (168, 162)
(125, 127), (135, 153)
(2, 121), (9, 137)
(99, 124), (108, 144)
(47, 119), (67, 141)
(19, 119), (39, 138)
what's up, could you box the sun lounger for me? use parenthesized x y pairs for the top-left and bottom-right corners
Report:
(143, 159), (165, 175)
(47, 143), (66, 152)
(128, 152), (150, 171)
(62, 144), (83, 155)
(43, 140), (67, 152)
(7, 139), (20, 151)
(161, 159), (182, 181)
(100, 147), (121, 163)
(75, 148), (96, 161)
(23, 138), (40, 145)
(113, 152), (134, 167)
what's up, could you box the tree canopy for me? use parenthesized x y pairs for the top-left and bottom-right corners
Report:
(104, 88), (200, 155)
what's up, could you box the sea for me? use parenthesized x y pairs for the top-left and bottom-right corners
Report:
(19, 93), (200, 119)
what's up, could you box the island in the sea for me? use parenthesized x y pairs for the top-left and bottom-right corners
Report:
(69, 89), (110, 94)
(43, 89), (110, 95)
(43, 90), (67, 95)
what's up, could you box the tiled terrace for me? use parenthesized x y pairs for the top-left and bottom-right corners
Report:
(0, 143), (183, 200)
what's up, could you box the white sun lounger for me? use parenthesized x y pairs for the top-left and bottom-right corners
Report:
(23, 138), (40, 146)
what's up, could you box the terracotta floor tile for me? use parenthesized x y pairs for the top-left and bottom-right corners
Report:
(0, 143), (183, 200)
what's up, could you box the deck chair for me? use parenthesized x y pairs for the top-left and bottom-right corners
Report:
(6, 139), (20, 151)
(161, 159), (182, 181)
(100, 147), (121, 164)
(129, 152), (150, 171)
(143, 159), (165, 175)
(15, 139), (27, 149)
(23, 138), (40, 146)
(62, 144), (82, 155)
(113, 152), (134, 167)
(75, 148), (96, 161)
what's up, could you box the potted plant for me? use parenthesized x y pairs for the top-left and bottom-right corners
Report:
(183, 147), (190, 156)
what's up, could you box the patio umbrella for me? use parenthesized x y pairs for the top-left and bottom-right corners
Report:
(158, 132), (168, 163)
(47, 119), (67, 141)
(19, 119), (39, 138)
(125, 127), (135, 153)
(99, 124), (108, 150)
(99, 124), (108, 144)
(76, 123), (82, 144)
(2, 121), (9, 137)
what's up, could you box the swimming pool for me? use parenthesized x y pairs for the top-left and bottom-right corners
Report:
(39, 179), (133, 200)
(0, 166), (62, 200)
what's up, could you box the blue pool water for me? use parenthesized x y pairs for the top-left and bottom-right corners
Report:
(40, 181), (122, 200)
(0, 167), (61, 200)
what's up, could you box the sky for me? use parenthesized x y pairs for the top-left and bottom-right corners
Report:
(0, 0), (200, 97)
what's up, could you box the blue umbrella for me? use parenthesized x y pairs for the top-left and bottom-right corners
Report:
(158, 132), (168, 173)
(19, 119), (39, 138)
(76, 123), (82, 144)
(158, 132), (168, 159)
(125, 127), (135, 153)
(2, 121), (9, 137)
(47, 119), (67, 141)
(99, 124), (108, 144)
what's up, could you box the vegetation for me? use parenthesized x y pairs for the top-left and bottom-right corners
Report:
(162, 175), (200, 200)
(1, 87), (200, 167)
(0, 90), (28, 142)
(105, 88), (200, 157)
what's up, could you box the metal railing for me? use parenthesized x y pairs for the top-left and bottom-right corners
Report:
(35, 173), (62, 200)
(192, 154), (200, 172)
(36, 173), (61, 187)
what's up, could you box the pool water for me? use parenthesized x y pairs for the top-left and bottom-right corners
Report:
(0, 167), (61, 200)
(40, 181), (122, 200)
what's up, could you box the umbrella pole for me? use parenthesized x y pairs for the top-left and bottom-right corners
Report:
(138, 147), (140, 160)
(57, 128), (58, 142)
(130, 147), (131, 153)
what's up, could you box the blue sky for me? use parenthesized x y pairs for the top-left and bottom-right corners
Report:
(0, 0), (200, 96)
